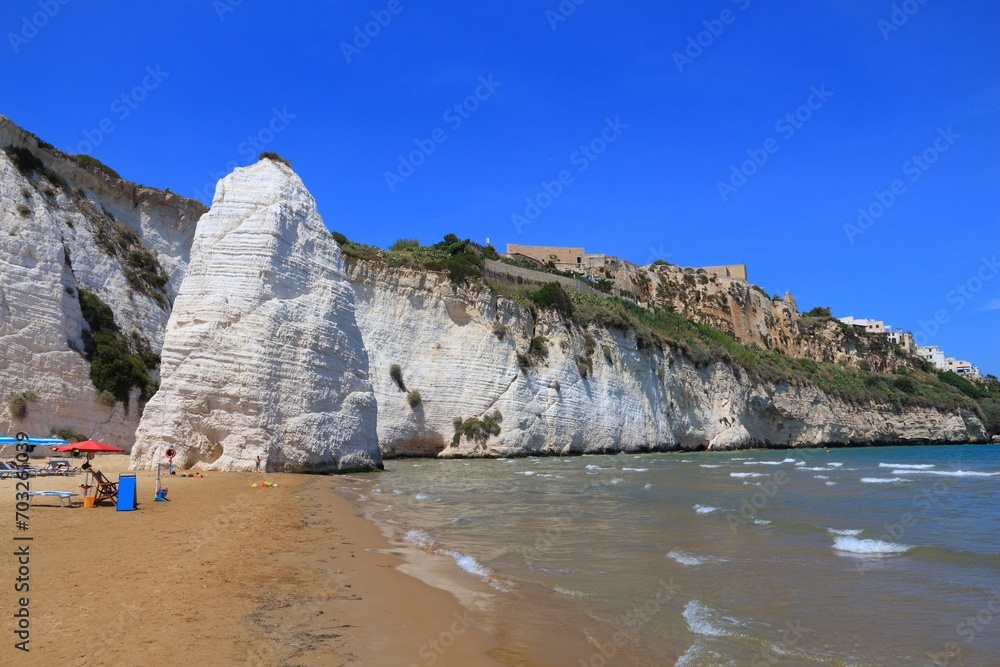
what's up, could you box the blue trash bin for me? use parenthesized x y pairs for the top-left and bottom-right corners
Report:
(117, 473), (137, 511)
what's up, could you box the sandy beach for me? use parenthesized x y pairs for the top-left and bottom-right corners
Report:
(0, 455), (507, 666)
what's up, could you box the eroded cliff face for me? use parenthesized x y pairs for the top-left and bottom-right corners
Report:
(0, 116), (204, 445)
(346, 259), (984, 458)
(131, 160), (382, 473)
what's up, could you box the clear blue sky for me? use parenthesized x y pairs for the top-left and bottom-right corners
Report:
(4, 1), (998, 375)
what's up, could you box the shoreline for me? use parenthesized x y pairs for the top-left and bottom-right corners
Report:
(0, 455), (506, 666)
(398, 437), (992, 463)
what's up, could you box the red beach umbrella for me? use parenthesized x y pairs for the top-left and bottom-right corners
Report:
(51, 440), (127, 454)
(50, 440), (127, 499)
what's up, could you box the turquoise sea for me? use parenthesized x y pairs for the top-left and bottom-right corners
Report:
(341, 444), (1000, 666)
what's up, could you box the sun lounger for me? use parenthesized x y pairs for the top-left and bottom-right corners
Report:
(91, 469), (118, 504)
(26, 491), (79, 507)
(0, 462), (40, 478)
(38, 460), (78, 476)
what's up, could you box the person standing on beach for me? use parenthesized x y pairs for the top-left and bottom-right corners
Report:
(255, 455), (261, 473)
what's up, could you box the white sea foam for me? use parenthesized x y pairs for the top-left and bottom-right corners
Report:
(861, 477), (909, 483)
(404, 529), (434, 548)
(825, 481), (836, 486)
(782, 458), (797, 463)
(700, 464), (722, 468)
(891, 469), (998, 478)
(827, 462), (843, 467)
(730, 457), (747, 461)
(744, 461), (782, 466)
(668, 549), (726, 566)
(794, 461), (806, 466)
(392, 489), (403, 494)
(554, 586), (586, 597)
(828, 528), (862, 536)
(610, 478), (624, 485)
(444, 550), (491, 578)
(833, 536), (912, 555)
(516, 471), (536, 476)
(414, 493), (431, 500)
(730, 472), (764, 478)
(412, 463), (422, 467)
(879, 463), (934, 469)
(799, 467), (830, 471)
(754, 519), (772, 525)
(683, 600), (727, 637)
(622, 467), (649, 472)
(644, 483), (652, 489)
(586, 464), (607, 470)
(693, 505), (718, 514)
(675, 641), (702, 667)
(813, 475), (829, 479)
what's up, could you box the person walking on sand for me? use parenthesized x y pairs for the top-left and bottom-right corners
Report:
(255, 455), (261, 473)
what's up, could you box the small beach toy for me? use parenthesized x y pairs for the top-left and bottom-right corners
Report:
(252, 483), (258, 488)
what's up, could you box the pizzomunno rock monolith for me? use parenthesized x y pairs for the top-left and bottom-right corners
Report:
(131, 158), (382, 472)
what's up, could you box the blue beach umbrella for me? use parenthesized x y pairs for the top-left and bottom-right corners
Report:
(0, 432), (69, 450)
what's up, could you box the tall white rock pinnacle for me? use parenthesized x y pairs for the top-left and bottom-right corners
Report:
(132, 158), (381, 472)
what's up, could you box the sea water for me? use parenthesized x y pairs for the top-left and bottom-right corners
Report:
(340, 445), (1000, 666)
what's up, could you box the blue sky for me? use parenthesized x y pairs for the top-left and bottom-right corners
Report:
(4, 0), (998, 374)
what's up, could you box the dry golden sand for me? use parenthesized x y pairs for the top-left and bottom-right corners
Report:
(0, 455), (508, 666)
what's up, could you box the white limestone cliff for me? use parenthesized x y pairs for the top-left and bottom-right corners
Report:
(346, 260), (984, 458)
(0, 119), (203, 445)
(131, 159), (382, 473)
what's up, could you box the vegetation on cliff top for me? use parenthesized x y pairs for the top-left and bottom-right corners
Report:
(70, 154), (122, 180)
(258, 152), (291, 167)
(336, 232), (492, 286)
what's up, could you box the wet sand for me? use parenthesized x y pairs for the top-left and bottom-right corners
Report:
(0, 455), (505, 666)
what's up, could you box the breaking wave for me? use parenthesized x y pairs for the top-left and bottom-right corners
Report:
(833, 536), (912, 555)
(667, 549), (727, 566)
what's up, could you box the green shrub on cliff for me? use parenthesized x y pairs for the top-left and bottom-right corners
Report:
(71, 154), (122, 180)
(452, 410), (502, 447)
(77, 288), (158, 405)
(6, 393), (28, 420)
(389, 364), (406, 392)
(390, 238), (420, 252)
(258, 152), (291, 167)
(426, 252), (483, 285)
(51, 427), (87, 443)
(528, 282), (573, 318)
(5, 145), (45, 175)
